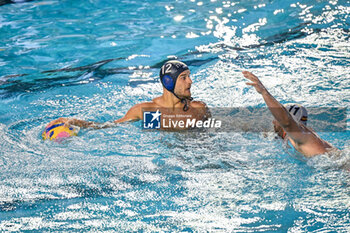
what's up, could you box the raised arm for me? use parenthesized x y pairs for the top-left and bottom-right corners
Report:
(242, 71), (307, 143)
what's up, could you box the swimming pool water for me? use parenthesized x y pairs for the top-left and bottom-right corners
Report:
(1, 0), (350, 231)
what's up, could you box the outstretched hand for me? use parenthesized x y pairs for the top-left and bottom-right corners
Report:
(46, 117), (71, 128)
(242, 71), (267, 94)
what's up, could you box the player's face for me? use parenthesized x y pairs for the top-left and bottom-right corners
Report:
(174, 70), (192, 98)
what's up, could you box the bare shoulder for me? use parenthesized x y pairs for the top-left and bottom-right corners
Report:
(136, 101), (160, 110)
(127, 102), (154, 115)
(115, 102), (152, 123)
(190, 100), (211, 119)
(129, 101), (160, 116)
(291, 126), (336, 157)
(191, 100), (208, 109)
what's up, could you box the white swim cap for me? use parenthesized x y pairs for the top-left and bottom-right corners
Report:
(284, 103), (308, 125)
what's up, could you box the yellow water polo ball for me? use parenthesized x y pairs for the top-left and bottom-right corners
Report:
(42, 122), (78, 141)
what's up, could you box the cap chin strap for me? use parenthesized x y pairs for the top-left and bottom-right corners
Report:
(171, 91), (193, 111)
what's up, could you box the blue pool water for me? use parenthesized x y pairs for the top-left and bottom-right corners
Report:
(1, 0), (350, 231)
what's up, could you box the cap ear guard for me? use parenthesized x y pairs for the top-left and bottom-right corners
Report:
(161, 74), (175, 92)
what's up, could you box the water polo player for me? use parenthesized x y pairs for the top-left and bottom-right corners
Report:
(43, 60), (210, 140)
(242, 71), (336, 157)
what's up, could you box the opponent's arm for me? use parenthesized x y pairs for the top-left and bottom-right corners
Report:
(242, 71), (308, 144)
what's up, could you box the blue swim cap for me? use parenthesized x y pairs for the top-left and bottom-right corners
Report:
(159, 60), (189, 92)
